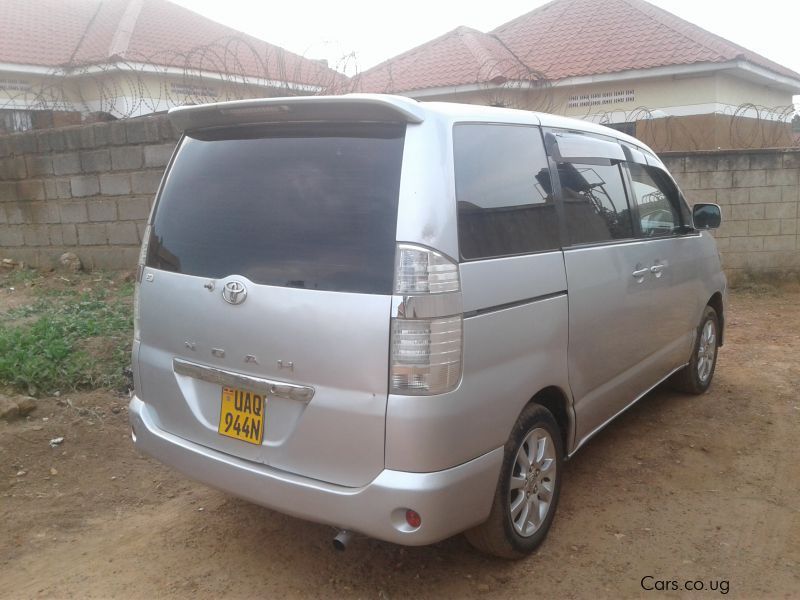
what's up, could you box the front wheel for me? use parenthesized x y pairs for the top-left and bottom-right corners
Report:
(669, 305), (720, 394)
(465, 403), (563, 559)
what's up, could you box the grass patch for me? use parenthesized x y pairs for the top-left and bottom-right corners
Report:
(2, 268), (40, 286)
(0, 271), (133, 396)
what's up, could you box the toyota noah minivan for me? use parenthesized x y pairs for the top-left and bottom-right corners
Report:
(130, 94), (726, 558)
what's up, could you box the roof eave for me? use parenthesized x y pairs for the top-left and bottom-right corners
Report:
(728, 60), (800, 93)
(0, 61), (57, 75)
(0, 60), (328, 93)
(397, 60), (800, 99)
(547, 61), (800, 93)
(70, 60), (327, 92)
(390, 82), (498, 99)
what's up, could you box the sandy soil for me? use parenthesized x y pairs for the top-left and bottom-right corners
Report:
(1, 289), (798, 599)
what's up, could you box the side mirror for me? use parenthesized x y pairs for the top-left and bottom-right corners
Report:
(692, 203), (721, 230)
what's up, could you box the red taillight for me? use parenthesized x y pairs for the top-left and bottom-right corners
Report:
(405, 509), (422, 529)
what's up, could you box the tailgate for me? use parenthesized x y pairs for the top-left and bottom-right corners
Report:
(134, 121), (405, 487)
(136, 272), (391, 487)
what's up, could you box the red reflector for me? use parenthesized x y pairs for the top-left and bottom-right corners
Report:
(405, 509), (422, 529)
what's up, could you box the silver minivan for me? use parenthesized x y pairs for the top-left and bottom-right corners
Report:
(130, 94), (726, 558)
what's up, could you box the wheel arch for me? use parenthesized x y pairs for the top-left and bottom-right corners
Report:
(525, 386), (574, 455)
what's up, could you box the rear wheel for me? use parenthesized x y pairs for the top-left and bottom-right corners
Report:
(669, 305), (719, 394)
(465, 404), (563, 559)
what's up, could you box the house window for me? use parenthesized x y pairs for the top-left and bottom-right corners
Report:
(567, 90), (635, 108)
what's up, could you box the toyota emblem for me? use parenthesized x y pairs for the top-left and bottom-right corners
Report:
(222, 280), (248, 305)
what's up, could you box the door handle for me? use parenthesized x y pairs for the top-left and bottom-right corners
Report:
(631, 267), (649, 279)
(650, 264), (665, 277)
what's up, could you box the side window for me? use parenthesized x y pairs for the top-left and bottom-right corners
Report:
(558, 161), (634, 245)
(454, 124), (559, 260)
(628, 163), (682, 237)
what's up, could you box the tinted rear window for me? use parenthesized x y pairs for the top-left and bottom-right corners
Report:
(146, 123), (405, 294)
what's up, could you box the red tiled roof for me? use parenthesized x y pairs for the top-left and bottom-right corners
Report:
(0, 0), (343, 88)
(353, 26), (533, 93)
(0, 0), (100, 67)
(356, 0), (800, 93)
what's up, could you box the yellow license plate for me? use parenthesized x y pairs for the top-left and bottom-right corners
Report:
(218, 387), (265, 445)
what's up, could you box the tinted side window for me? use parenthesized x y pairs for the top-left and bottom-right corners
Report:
(558, 162), (633, 245)
(628, 163), (682, 237)
(454, 124), (559, 260)
(146, 123), (405, 294)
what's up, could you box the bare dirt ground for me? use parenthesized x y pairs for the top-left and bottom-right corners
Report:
(1, 287), (799, 599)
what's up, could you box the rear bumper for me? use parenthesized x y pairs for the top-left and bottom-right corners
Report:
(129, 396), (502, 545)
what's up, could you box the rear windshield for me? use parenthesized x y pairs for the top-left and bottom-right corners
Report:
(146, 123), (405, 294)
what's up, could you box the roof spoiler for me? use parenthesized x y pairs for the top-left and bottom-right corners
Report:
(168, 94), (426, 132)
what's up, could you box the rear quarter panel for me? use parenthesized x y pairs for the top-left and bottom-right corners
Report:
(385, 253), (570, 472)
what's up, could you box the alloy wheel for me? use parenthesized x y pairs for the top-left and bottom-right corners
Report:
(509, 427), (557, 537)
(697, 320), (717, 383)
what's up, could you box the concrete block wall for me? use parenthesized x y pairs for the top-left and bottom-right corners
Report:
(661, 149), (799, 278)
(1, 116), (799, 276)
(0, 115), (178, 270)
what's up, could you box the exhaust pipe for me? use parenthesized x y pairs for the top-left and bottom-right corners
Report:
(332, 529), (353, 551)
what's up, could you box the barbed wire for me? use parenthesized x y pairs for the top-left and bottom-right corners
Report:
(1, 36), (797, 152)
(0, 35), (352, 122)
(368, 58), (798, 151)
(574, 103), (799, 151)
(471, 76), (798, 151)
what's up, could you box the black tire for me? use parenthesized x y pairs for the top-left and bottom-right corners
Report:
(669, 305), (720, 394)
(465, 403), (563, 559)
